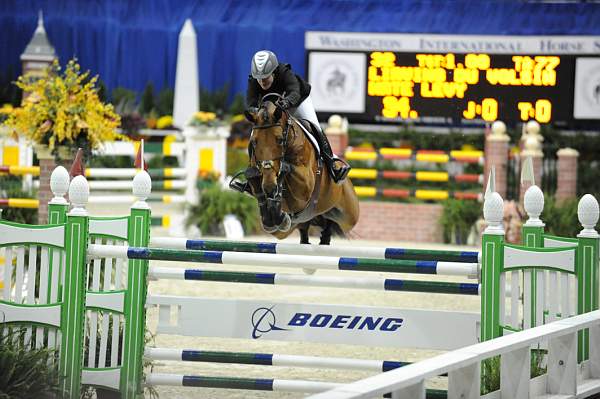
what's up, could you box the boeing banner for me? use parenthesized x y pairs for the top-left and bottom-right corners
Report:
(148, 296), (479, 350)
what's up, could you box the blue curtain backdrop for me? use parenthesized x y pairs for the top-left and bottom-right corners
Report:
(1, 0), (599, 104)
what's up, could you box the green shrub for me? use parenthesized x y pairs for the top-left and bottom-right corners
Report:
(0, 328), (64, 398)
(155, 87), (174, 117)
(110, 87), (136, 108)
(440, 199), (482, 244)
(542, 196), (579, 237)
(186, 185), (259, 235)
(227, 148), (250, 176)
(139, 82), (155, 116)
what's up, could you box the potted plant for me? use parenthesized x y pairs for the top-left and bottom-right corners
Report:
(2, 58), (122, 161)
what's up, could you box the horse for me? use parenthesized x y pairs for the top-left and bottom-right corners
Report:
(231, 97), (359, 245)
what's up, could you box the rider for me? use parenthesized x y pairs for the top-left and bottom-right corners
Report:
(246, 50), (351, 183)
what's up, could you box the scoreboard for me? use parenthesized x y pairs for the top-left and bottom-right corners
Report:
(367, 52), (566, 124)
(306, 32), (600, 126)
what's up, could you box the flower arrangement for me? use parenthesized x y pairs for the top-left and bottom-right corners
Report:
(189, 111), (219, 127)
(0, 104), (13, 124)
(155, 115), (174, 130)
(2, 59), (122, 157)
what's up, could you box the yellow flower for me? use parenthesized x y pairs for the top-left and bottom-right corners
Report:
(1, 58), (122, 152)
(0, 104), (13, 114)
(190, 110), (221, 126)
(156, 115), (173, 129)
(231, 114), (245, 123)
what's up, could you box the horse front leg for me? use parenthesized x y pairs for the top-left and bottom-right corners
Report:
(299, 223), (310, 244)
(319, 220), (332, 245)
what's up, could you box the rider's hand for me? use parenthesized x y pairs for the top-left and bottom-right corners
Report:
(276, 98), (291, 110)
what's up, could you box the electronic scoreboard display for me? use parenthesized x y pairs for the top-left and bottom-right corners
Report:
(306, 32), (600, 127)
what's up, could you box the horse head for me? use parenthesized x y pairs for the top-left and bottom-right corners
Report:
(245, 99), (294, 232)
(246, 100), (290, 197)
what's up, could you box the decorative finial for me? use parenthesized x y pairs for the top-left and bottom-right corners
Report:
(524, 185), (544, 227)
(68, 175), (89, 216)
(50, 166), (70, 204)
(578, 194), (600, 238)
(485, 165), (496, 200)
(69, 148), (85, 178)
(133, 139), (151, 209)
(483, 191), (505, 235)
(520, 156), (535, 187)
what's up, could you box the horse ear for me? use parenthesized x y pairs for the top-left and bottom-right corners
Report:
(244, 109), (257, 123)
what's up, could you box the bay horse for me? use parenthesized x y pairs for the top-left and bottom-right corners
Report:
(231, 96), (359, 245)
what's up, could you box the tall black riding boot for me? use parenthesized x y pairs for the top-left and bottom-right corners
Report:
(314, 128), (351, 183)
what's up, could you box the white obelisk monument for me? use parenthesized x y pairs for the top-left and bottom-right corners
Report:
(173, 19), (199, 129)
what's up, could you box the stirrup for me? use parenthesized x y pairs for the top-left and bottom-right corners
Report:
(229, 170), (252, 194)
(330, 157), (351, 183)
(332, 164), (351, 183)
(230, 180), (251, 194)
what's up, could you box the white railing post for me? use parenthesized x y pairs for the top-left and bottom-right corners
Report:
(590, 323), (600, 378)
(390, 380), (425, 399)
(448, 362), (479, 399)
(547, 331), (577, 395)
(500, 347), (530, 398)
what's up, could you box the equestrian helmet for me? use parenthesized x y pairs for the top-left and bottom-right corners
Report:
(251, 50), (278, 80)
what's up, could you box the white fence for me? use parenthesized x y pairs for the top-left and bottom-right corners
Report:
(308, 310), (600, 399)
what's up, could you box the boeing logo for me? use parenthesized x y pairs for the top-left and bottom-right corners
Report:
(251, 306), (289, 339)
(251, 307), (404, 339)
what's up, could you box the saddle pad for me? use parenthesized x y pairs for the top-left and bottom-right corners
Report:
(293, 118), (321, 156)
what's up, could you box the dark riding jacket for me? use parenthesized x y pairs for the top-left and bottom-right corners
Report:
(246, 64), (311, 109)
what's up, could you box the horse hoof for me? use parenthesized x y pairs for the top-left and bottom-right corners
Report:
(262, 224), (278, 233)
(277, 213), (291, 232)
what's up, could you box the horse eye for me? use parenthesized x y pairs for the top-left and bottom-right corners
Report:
(276, 137), (284, 145)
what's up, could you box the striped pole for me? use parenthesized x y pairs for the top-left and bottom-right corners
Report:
(87, 180), (186, 190)
(149, 266), (480, 295)
(349, 169), (483, 184)
(88, 195), (186, 204)
(146, 373), (341, 393)
(353, 187), (481, 201)
(0, 198), (38, 208)
(145, 374), (447, 397)
(149, 237), (480, 263)
(146, 348), (407, 372)
(0, 165), (40, 176)
(345, 148), (483, 164)
(85, 168), (186, 179)
(89, 245), (479, 277)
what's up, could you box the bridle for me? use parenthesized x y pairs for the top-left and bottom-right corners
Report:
(248, 94), (294, 199)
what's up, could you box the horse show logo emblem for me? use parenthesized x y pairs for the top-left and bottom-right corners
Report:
(318, 61), (358, 105)
(574, 58), (600, 119)
(309, 52), (366, 113)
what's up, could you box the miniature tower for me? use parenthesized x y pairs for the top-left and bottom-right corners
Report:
(20, 10), (57, 81)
